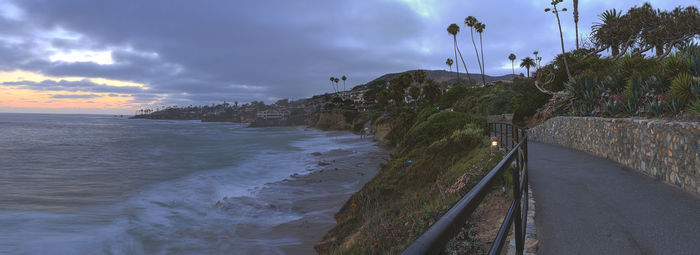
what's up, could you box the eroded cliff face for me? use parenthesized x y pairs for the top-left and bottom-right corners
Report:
(370, 115), (393, 144)
(314, 110), (352, 130)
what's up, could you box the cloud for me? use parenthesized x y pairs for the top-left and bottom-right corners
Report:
(49, 94), (101, 99)
(0, 0), (695, 111)
(1, 79), (147, 94)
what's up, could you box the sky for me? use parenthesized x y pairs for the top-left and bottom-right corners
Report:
(0, 0), (693, 114)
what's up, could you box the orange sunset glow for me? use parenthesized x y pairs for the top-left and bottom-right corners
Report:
(0, 70), (151, 113)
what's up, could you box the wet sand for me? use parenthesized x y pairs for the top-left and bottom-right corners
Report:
(217, 131), (389, 254)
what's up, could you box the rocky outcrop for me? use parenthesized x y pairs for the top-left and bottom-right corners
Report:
(314, 110), (352, 130)
(370, 115), (393, 144)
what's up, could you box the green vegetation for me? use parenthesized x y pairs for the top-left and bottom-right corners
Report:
(317, 67), (521, 254)
(317, 106), (503, 254)
(540, 43), (700, 118)
(507, 2), (700, 124)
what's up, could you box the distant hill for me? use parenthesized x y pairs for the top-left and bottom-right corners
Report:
(351, 70), (516, 91)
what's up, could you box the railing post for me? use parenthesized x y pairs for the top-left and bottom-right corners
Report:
(511, 124), (515, 150)
(512, 134), (523, 254)
(499, 124), (503, 150)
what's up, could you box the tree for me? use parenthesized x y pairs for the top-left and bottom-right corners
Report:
(573, 0), (579, 49)
(376, 91), (389, 106)
(446, 58), (453, 72)
(341, 75), (347, 91)
(508, 53), (517, 75)
(408, 86), (421, 105)
(330, 76), (337, 93)
(388, 77), (409, 106)
(413, 70), (427, 85)
(590, 4), (699, 60)
(520, 57), (536, 78)
(475, 22), (487, 85)
(465, 17), (482, 79)
(447, 24), (471, 82)
(421, 79), (442, 104)
(545, 0), (572, 80)
(592, 9), (623, 56)
(334, 77), (340, 93)
(447, 24), (461, 80)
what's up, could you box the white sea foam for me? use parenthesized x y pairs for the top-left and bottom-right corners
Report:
(0, 114), (371, 254)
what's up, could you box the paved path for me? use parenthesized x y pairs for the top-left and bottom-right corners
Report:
(529, 142), (700, 255)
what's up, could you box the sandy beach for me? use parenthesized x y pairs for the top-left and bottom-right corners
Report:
(215, 131), (389, 254)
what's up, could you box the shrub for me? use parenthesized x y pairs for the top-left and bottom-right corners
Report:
(688, 99), (700, 114)
(512, 79), (551, 125)
(670, 72), (694, 106)
(565, 76), (602, 116)
(618, 55), (661, 82)
(439, 84), (469, 109)
(400, 112), (484, 151)
(426, 123), (485, 154)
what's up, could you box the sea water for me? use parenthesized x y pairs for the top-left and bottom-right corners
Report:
(0, 113), (363, 254)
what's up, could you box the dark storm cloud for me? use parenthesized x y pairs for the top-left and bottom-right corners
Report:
(4, 0), (430, 105)
(1, 0), (693, 108)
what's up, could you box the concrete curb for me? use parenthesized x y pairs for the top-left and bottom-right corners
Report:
(507, 185), (537, 255)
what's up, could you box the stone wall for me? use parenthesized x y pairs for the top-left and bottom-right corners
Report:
(529, 116), (700, 195)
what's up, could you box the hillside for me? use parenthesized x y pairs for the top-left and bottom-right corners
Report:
(351, 70), (516, 91)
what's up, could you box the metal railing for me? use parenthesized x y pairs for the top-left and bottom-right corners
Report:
(402, 122), (528, 255)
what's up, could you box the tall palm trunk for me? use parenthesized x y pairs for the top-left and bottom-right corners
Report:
(470, 29), (483, 79)
(555, 8), (572, 79)
(611, 45), (620, 56)
(574, 0), (579, 49)
(453, 37), (460, 80)
(655, 44), (664, 57)
(511, 60), (515, 75)
(479, 33), (486, 85)
(456, 45), (472, 83)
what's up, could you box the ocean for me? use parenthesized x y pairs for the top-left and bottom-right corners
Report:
(0, 113), (384, 254)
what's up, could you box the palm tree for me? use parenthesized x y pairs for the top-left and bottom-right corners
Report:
(545, 0), (572, 80)
(334, 77), (340, 91)
(520, 57), (536, 78)
(447, 24), (461, 80)
(533, 51), (539, 68)
(475, 22), (487, 85)
(447, 24), (472, 82)
(446, 58), (454, 72)
(465, 16), (483, 81)
(508, 53), (517, 75)
(592, 9), (622, 56)
(341, 75), (347, 91)
(329, 77), (337, 93)
(573, 0), (579, 49)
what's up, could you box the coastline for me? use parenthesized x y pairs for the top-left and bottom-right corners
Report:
(216, 130), (389, 254)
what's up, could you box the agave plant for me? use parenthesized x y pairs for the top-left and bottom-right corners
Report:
(688, 99), (700, 114)
(670, 72), (694, 106)
(624, 98), (640, 116)
(603, 96), (622, 117)
(565, 76), (602, 116)
(646, 96), (665, 117)
(602, 72), (625, 94)
(668, 99), (683, 115)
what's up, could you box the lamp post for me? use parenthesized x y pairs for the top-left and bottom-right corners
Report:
(490, 136), (499, 152)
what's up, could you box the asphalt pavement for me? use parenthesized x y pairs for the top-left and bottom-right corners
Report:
(529, 142), (700, 255)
